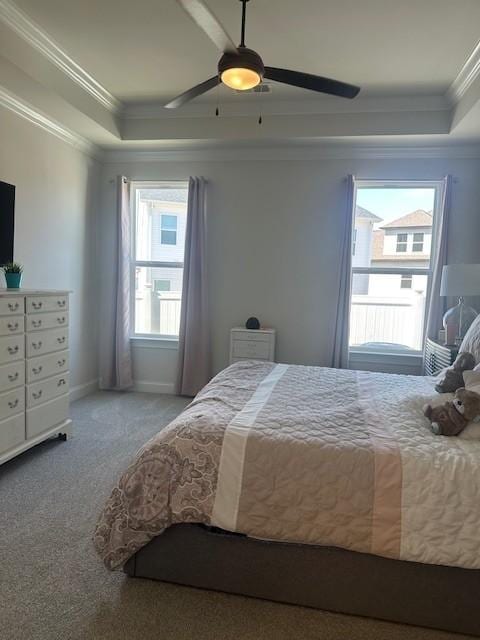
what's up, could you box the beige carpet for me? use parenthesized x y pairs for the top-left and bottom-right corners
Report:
(0, 391), (473, 640)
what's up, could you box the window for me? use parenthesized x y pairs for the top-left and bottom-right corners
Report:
(352, 229), (357, 256)
(412, 232), (424, 252)
(161, 214), (177, 245)
(153, 279), (171, 292)
(396, 233), (408, 252)
(131, 182), (188, 337)
(349, 181), (442, 353)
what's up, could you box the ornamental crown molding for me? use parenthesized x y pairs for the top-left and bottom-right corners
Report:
(0, 0), (122, 113)
(447, 39), (480, 103)
(0, 85), (100, 158)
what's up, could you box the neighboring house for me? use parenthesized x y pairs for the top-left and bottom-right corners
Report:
(352, 205), (383, 294)
(370, 209), (432, 296)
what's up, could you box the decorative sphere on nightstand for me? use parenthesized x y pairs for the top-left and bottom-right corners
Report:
(245, 317), (260, 330)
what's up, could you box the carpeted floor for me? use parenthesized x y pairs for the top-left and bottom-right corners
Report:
(0, 391), (473, 640)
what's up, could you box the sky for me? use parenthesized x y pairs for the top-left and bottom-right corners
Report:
(356, 188), (436, 229)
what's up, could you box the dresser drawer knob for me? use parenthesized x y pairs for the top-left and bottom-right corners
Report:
(7, 321), (19, 331)
(8, 372), (19, 382)
(8, 399), (19, 409)
(32, 301), (43, 310)
(57, 336), (66, 344)
(56, 317), (66, 325)
(32, 319), (42, 328)
(7, 345), (19, 355)
(57, 300), (66, 307)
(7, 302), (19, 312)
(32, 390), (43, 400)
(32, 366), (43, 375)
(57, 359), (66, 367)
(57, 378), (66, 387)
(32, 341), (42, 350)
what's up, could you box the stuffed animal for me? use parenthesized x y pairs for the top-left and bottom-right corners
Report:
(424, 387), (480, 436)
(434, 351), (476, 394)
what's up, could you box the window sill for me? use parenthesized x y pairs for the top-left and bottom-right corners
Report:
(130, 336), (179, 350)
(349, 348), (423, 362)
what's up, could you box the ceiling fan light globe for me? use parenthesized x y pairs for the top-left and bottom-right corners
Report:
(221, 67), (261, 90)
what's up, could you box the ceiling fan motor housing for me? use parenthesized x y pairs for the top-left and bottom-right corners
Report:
(218, 46), (265, 81)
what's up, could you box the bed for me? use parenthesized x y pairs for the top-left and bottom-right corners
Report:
(94, 360), (480, 636)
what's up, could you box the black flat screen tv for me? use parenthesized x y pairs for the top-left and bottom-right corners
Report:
(0, 181), (15, 265)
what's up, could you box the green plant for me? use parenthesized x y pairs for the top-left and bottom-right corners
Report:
(1, 262), (23, 274)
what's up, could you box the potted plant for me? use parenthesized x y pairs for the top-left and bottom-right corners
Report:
(1, 262), (23, 289)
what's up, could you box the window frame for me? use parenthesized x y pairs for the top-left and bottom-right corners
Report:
(350, 179), (444, 356)
(395, 232), (408, 253)
(130, 180), (188, 340)
(160, 213), (178, 245)
(412, 232), (424, 252)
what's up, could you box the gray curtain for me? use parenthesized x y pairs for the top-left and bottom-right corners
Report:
(331, 174), (355, 369)
(425, 175), (453, 342)
(176, 177), (211, 396)
(99, 176), (133, 390)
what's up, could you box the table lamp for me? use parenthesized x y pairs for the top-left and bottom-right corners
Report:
(440, 264), (480, 345)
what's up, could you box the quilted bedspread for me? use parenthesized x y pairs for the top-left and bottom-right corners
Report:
(94, 361), (480, 571)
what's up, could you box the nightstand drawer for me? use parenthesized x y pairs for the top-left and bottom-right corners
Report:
(26, 311), (68, 332)
(231, 331), (271, 343)
(232, 340), (271, 360)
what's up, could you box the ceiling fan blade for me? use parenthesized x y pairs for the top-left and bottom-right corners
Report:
(164, 76), (220, 108)
(176, 0), (237, 54)
(264, 67), (360, 99)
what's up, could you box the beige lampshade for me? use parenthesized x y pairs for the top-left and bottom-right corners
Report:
(440, 264), (480, 297)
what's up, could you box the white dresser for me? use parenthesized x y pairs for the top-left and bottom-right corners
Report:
(230, 327), (276, 364)
(0, 290), (72, 465)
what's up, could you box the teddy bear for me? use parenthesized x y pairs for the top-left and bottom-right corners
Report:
(423, 387), (480, 436)
(434, 351), (476, 394)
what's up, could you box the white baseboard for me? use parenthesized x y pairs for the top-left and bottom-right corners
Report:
(70, 378), (99, 401)
(133, 380), (175, 394)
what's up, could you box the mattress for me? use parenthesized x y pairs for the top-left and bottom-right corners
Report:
(94, 361), (480, 571)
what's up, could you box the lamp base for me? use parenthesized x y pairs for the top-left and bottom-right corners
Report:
(442, 297), (477, 345)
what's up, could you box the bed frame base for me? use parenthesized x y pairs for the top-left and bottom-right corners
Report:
(124, 524), (480, 637)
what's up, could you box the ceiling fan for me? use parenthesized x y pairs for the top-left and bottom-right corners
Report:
(165, 0), (360, 108)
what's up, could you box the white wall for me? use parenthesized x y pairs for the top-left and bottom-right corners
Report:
(0, 107), (99, 397)
(100, 152), (480, 388)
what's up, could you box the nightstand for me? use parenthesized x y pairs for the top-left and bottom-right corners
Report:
(230, 327), (276, 365)
(424, 338), (459, 375)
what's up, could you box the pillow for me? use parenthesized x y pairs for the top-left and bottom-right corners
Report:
(463, 369), (480, 395)
(459, 314), (480, 365)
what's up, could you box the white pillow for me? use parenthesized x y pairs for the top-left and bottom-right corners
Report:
(459, 314), (480, 365)
(463, 369), (480, 395)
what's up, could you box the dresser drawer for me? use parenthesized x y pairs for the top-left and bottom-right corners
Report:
(0, 387), (25, 421)
(26, 393), (69, 439)
(0, 361), (25, 392)
(26, 350), (69, 383)
(0, 413), (25, 455)
(232, 340), (271, 360)
(26, 311), (69, 332)
(26, 327), (68, 358)
(0, 315), (24, 336)
(0, 334), (25, 365)
(26, 295), (68, 314)
(0, 297), (23, 316)
(27, 371), (69, 408)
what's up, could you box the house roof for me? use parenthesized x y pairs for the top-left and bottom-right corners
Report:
(355, 205), (382, 222)
(381, 209), (432, 229)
